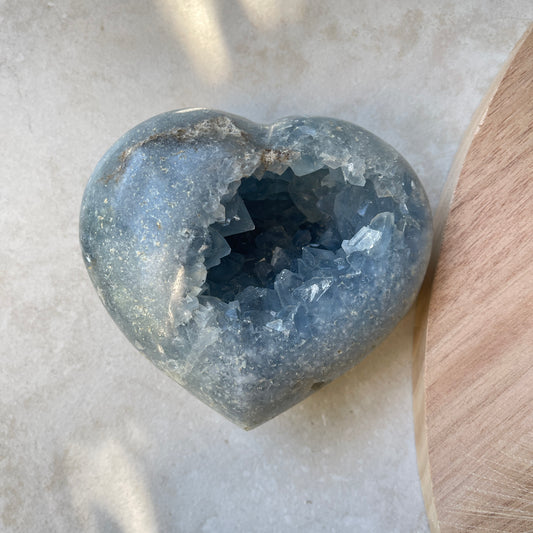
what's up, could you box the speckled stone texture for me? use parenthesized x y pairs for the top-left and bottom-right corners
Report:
(5, 2), (533, 530)
(80, 109), (432, 428)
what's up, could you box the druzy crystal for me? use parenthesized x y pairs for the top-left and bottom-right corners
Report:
(80, 109), (432, 429)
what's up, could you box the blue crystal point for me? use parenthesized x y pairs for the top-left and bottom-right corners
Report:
(80, 109), (432, 429)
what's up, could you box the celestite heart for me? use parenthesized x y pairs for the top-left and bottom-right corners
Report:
(80, 109), (432, 429)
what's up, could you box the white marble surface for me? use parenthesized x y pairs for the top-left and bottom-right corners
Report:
(1, 1), (531, 531)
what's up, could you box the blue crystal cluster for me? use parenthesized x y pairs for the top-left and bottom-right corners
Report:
(80, 109), (432, 428)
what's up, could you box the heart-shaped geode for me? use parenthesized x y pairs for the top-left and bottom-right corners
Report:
(80, 109), (432, 429)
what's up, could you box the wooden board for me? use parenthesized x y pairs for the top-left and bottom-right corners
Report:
(413, 25), (533, 532)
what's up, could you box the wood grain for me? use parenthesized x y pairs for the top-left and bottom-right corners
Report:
(413, 25), (533, 532)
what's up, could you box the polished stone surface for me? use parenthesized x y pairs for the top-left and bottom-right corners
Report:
(80, 110), (432, 428)
(3, 2), (531, 530)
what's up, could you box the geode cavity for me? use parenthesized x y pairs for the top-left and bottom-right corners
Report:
(80, 109), (432, 429)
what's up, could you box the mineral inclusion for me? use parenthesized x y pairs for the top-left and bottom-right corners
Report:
(80, 109), (432, 429)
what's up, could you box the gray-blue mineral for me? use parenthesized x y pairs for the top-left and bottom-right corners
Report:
(80, 109), (432, 429)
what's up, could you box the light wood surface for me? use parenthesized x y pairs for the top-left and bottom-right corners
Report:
(413, 25), (533, 532)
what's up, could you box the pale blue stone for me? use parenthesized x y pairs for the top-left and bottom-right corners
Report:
(79, 109), (432, 429)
